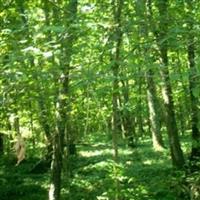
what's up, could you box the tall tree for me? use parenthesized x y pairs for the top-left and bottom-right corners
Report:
(49, 1), (78, 200)
(110, 0), (124, 161)
(110, 0), (124, 199)
(186, 0), (200, 165)
(149, 0), (185, 168)
(146, 68), (165, 150)
(0, 133), (3, 155)
(136, 0), (164, 150)
(120, 77), (136, 147)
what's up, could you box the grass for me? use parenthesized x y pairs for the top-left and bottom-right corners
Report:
(0, 155), (49, 200)
(64, 138), (176, 200)
(0, 134), (188, 200)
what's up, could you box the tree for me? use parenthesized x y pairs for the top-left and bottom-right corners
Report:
(136, 0), (164, 150)
(109, 0), (124, 199)
(153, 0), (185, 168)
(110, 0), (124, 160)
(186, 0), (200, 165)
(49, 1), (78, 200)
(0, 133), (3, 155)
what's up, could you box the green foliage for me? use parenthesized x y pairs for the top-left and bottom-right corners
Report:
(0, 0), (200, 199)
(187, 172), (200, 200)
(171, 169), (200, 200)
(62, 138), (176, 200)
(0, 132), (198, 200)
(0, 156), (48, 200)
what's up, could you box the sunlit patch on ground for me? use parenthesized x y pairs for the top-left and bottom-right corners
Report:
(0, 137), (186, 200)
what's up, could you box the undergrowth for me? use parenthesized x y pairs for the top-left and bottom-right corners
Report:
(0, 135), (193, 200)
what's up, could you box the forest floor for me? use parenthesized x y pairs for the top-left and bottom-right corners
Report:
(0, 135), (189, 200)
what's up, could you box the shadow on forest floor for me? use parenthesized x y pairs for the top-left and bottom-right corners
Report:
(0, 156), (48, 200)
(0, 138), (184, 200)
(61, 139), (180, 200)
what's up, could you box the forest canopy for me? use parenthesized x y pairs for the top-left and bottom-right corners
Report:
(0, 0), (200, 200)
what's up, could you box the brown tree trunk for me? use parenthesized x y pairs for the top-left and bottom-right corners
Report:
(121, 79), (136, 147)
(157, 0), (184, 168)
(186, 1), (200, 164)
(49, 1), (78, 200)
(111, 0), (124, 161)
(37, 95), (53, 163)
(146, 69), (165, 151)
(110, 0), (124, 199)
(154, 0), (185, 168)
(0, 133), (3, 155)
(137, 65), (145, 137)
(137, 0), (164, 150)
(13, 109), (21, 136)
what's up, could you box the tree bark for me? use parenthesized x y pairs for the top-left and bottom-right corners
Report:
(110, 0), (124, 199)
(0, 133), (3, 155)
(186, 0), (200, 164)
(146, 69), (165, 151)
(49, 1), (78, 200)
(111, 0), (124, 161)
(121, 79), (136, 147)
(14, 112), (20, 136)
(137, 68), (145, 137)
(137, 0), (164, 150)
(155, 0), (185, 168)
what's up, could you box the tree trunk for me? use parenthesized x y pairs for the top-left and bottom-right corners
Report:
(0, 133), (3, 155)
(14, 111), (20, 136)
(49, 128), (63, 200)
(110, 0), (124, 199)
(111, 0), (124, 161)
(121, 79), (136, 147)
(136, 0), (164, 150)
(146, 69), (165, 151)
(137, 66), (145, 137)
(38, 97), (53, 163)
(49, 1), (78, 200)
(156, 0), (184, 168)
(186, 0), (200, 164)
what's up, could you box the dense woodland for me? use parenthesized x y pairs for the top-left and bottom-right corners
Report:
(0, 0), (200, 200)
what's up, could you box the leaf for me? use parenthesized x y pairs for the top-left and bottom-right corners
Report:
(42, 25), (65, 33)
(192, 87), (200, 98)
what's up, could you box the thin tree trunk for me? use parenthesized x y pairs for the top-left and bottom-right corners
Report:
(110, 0), (124, 199)
(156, 0), (184, 168)
(111, 0), (123, 161)
(186, 0), (200, 164)
(137, 0), (164, 150)
(49, 1), (78, 200)
(29, 101), (35, 149)
(0, 133), (3, 155)
(175, 51), (189, 135)
(146, 69), (165, 151)
(49, 65), (69, 200)
(137, 66), (145, 137)
(13, 109), (20, 136)
(37, 95), (53, 163)
(6, 116), (12, 154)
(121, 79), (136, 147)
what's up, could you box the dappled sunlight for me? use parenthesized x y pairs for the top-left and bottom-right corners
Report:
(79, 146), (133, 159)
(0, 137), (187, 200)
(143, 159), (153, 165)
(79, 149), (110, 158)
(0, 0), (198, 199)
(61, 140), (176, 200)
